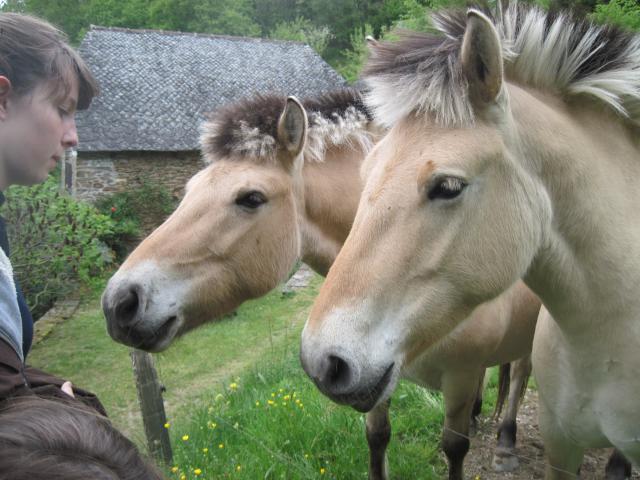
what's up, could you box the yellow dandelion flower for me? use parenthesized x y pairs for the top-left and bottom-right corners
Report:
(267, 399), (275, 406)
(279, 388), (284, 393)
(255, 401), (260, 407)
(236, 465), (242, 472)
(283, 394), (291, 401)
(304, 453), (309, 459)
(171, 466), (178, 473)
(295, 399), (301, 404)
(164, 422), (170, 429)
(202, 448), (209, 453)
(282, 402), (287, 407)
(271, 392), (276, 397)
(320, 467), (326, 475)
(229, 382), (238, 390)
(292, 392), (297, 398)
(194, 468), (202, 476)
(180, 475), (186, 480)
(218, 443), (224, 449)
(475, 476), (481, 480)
(181, 435), (189, 441)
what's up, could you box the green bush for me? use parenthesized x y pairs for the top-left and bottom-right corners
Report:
(2, 177), (115, 318)
(592, 0), (640, 31)
(94, 181), (177, 260)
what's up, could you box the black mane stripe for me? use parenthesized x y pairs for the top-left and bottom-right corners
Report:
(200, 88), (374, 162)
(363, 3), (640, 127)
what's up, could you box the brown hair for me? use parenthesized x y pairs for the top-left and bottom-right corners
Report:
(0, 13), (99, 109)
(0, 396), (165, 480)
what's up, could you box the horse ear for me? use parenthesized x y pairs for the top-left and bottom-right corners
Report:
(277, 96), (308, 161)
(461, 10), (504, 107)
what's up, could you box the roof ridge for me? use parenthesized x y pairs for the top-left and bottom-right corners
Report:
(86, 25), (307, 46)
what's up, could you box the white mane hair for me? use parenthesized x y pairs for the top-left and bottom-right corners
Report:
(200, 89), (376, 164)
(364, 2), (640, 127)
(304, 105), (374, 163)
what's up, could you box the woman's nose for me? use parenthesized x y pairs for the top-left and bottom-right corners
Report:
(62, 118), (78, 148)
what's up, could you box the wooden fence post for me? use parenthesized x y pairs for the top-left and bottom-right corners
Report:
(130, 349), (173, 465)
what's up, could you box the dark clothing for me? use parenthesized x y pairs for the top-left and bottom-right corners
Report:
(0, 193), (34, 357)
(0, 338), (106, 415)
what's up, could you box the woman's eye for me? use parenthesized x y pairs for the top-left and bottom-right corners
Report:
(427, 177), (467, 200)
(235, 191), (267, 210)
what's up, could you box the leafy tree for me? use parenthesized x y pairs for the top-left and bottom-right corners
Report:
(1, 0), (261, 43)
(592, 0), (640, 31)
(2, 0), (88, 43)
(547, 0), (598, 15)
(334, 24), (374, 83)
(190, 0), (260, 36)
(269, 16), (333, 55)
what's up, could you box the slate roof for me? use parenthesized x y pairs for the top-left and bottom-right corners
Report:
(75, 26), (347, 152)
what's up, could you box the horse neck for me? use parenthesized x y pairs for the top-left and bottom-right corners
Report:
(298, 142), (370, 276)
(510, 85), (640, 331)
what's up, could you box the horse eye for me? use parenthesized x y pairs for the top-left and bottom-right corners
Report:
(427, 176), (467, 201)
(235, 191), (267, 210)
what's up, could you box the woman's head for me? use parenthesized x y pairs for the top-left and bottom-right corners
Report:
(0, 396), (166, 480)
(0, 13), (98, 110)
(0, 13), (98, 188)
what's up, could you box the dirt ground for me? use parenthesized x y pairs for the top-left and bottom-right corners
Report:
(462, 389), (638, 480)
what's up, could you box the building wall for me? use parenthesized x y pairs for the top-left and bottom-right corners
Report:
(75, 151), (204, 203)
(75, 150), (205, 238)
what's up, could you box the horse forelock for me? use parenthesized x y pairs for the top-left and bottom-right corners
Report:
(200, 88), (376, 165)
(364, 2), (640, 128)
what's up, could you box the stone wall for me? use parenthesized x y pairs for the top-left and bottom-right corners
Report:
(75, 150), (204, 203)
(75, 150), (206, 240)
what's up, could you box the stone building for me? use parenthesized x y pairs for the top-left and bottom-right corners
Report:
(73, 26), (346, 202)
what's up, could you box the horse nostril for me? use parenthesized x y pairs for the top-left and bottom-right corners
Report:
(324, 354), (353, 393)
(115, 286), (140, 326)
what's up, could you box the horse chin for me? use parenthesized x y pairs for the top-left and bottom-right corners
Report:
(120, 315), (184, 353)
(348, 363), (400, 413)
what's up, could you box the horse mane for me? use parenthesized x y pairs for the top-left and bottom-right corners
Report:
(200, 88), (375, 163)
(364, 2), (640, 127)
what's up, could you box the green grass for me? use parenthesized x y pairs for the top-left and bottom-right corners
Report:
(28, 274), (325, 446)
(166, 347), (449, 480)
(29, 272), (506, 479)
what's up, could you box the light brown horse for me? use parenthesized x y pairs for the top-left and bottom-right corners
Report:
(102, 89), (537, 479)
(300, 4), (639, 479)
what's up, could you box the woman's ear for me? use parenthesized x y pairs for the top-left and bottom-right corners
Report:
(0, 77), (12, 120)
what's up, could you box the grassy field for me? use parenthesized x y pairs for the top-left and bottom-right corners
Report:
(28, 272), (502, 479)
(28, 274), (325, 443)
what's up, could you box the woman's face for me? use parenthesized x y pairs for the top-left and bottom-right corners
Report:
(0, 75), (79, 187)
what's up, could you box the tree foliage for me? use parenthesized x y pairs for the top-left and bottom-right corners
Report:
(2, 0), (260, 43)
(591, 0), (640, 31)
(269, 16), (333, 55)
(2, 0), (637, 83)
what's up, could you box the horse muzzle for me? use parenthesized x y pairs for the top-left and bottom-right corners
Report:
(102, 276), (182, 352)
(300, 344), (396, 412)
